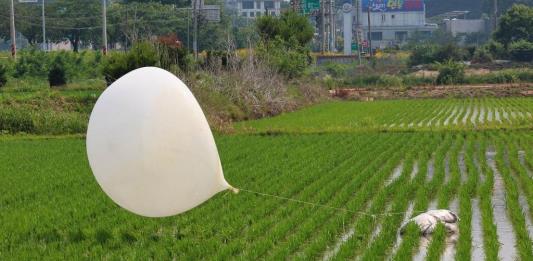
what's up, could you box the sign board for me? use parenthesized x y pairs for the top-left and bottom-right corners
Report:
(300, 0), (320, 15)
(351, 43), (358, 52)
(201, 5), (220, 22)
(362, 0), (424, 12)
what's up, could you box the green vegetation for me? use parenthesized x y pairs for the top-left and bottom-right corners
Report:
(436, 60), (466, 85)
(3, 99), (533, 258)
(237, 98), (533, 133)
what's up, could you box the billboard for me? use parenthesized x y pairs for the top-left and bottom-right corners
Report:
(299, 0), (320, 16)
(362, 0), (424, 12)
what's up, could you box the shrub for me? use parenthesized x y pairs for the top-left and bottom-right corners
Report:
(0, 62), (7, 87)
(257, 37), (310, 79)
(376, 75), (403, 87)
(408, 44), (465, 66)
(48, 56), (67, 86)
(485, 41), (507, 59)
(472, 47), (493, 63)
(409, 44), (438, 66)
(321, 62), (349, 78)
(436, 60), (465, 85)
(14, 49), (49, 78)
(509, 40), (533, 62)
(433, 44), (465, 62)
(101, 42), (158, 85)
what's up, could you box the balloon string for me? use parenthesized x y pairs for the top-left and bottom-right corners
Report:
(237, 188), (424, 218)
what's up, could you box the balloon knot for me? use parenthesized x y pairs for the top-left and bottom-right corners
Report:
(229, 187), (240, 194)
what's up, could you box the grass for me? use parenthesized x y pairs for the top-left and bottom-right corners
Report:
(2, 99), (533, 259)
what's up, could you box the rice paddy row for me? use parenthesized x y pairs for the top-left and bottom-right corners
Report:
(1, 130), (532, 259)
(237, 98), (533, 133)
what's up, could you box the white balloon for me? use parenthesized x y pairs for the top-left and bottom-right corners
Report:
(86, 67), (235, 217)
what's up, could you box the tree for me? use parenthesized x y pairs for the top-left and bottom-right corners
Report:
(256, 11), (313, 47)
(493, 4), (533, 46)
(46, 0), (101, 52)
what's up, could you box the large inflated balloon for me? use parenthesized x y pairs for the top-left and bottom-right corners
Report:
(86, 67), (235, 217)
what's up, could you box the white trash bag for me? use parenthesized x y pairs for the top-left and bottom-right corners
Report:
(401, 209), (459, 236)
(86, 67), (236, 218)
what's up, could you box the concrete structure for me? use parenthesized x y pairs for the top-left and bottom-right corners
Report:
(236, 0), (281, 18)
(443, 19), (487, 37)
(353, 0), (438, 50)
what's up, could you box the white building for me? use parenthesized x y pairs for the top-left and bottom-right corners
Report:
(443, 19), (487, 37)
(236, 0), (281, 18)
(355, 0), (438, 49)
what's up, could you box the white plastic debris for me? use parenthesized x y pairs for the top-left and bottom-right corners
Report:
(401, 209), (459, 236)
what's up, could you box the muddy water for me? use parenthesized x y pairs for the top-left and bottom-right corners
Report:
(478, 107), (485, 124)
(502, 109), (510, 123)
(411, 161), (420, 180)
(462, 106), (471, 125)
(471, 199), (485, 260)
(444, 107), (458, 126)
(459, 151), (467, 183)
(445, 155), (451, 183)
(385, 163), (404, 186)
(427, 158), (435, 182)
(495, 108), (502, 123)
(388, 202), (415, 260)
(413, 235), (431, 261)
(473, 152), (485, 183)
(486, 151), (518, 261)
(518, 191), (533, 240)
(442, 198), (460, 261)
(452, 107), (463, 125)
(487, 108), (494, 122)
(366, 204), (393, 250)
(443, 107), (457, 126)
(470, 106), (478, 125)
(322, 227), (355, 260)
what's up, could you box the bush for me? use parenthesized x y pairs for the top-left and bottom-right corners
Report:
(257, 37), (310, 79)
(509, 40), (533, 62)
(0, 62), (7, 87)
(321, 62), (349, 78)
(14, 49), (49, 78)
(102, 42), (158, 85)
(48, 56), (67, 86)
(409, 44), (438, 66)
(484, 41), (507, 59)
(409, 44), (465, 66)
(472, 47), (493, 63)
(436, 60), (465, 85)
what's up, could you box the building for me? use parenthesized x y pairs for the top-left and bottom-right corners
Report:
(443, 18), (487, 37)
(236, 0), (281, 18)
(354, 0), (438, 49)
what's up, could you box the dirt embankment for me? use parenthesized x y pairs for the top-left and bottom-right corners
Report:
(331, 83), (533, 100)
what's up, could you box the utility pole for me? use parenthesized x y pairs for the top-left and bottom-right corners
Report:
(493, 0), (498, 31)
(42, 0), (46, 51)
(10, 0), (16, 59)
(329, 0), (335, 52)
(102, 0), (108, 55)
(321, 0), (326, 53)
(367, 5), (372, 58)
(193, 0), (198, 59)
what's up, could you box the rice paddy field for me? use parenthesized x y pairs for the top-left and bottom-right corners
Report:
(2, 98), (533, 260)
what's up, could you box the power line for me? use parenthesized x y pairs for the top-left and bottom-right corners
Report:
(0, 13), (187, 30)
